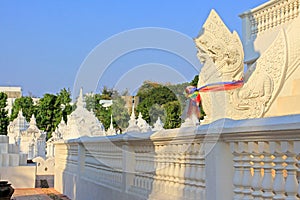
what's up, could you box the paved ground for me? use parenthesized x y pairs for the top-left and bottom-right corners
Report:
(12, 188), (71, 200)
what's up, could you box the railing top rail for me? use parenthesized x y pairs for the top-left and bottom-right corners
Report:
(54, 114), (300, 145)
(239, 0), (292, 18)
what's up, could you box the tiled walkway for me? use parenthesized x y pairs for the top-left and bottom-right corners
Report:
(12, 188), (71, 200)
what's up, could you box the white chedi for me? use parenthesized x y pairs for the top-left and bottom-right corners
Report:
(46, 118), (65, 157)
(152, 117), (164, 131)
(125, 104), (141, 132)
(106, 115), (116, 136)
(58, 88), (106, 140)
(137, 112), (152, 133)
(7, 111), (46, 160)
(8, 110), (29, 144)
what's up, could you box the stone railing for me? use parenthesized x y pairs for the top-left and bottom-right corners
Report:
(240, 0), (299, 36)
(54, 115), (300, 200)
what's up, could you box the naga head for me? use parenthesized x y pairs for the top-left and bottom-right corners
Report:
(195, 10), (244, 85)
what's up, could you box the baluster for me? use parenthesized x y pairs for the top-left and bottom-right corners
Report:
(152, 158), (159, 193)
(266, 10), (270, 30)
(178, 162), (185, 194)
(270, 141), (286, 200)
(289, 2), (293, 20)
(285, 141), (299, 200)
(271, 9), (275, 28)
(275, 5), (280, 26)
(189, 163), (197, 199)
(281, 2), (285, 24)
(231, 142), (244, 200)
(249, 142), (263, 200)
(155, 152), (162, 193)
(295, 0), (299, 18)
(262, 11), (266, 31)
(297, 155), (300, 197)
(284, 2), (288, 23)
(261, 142), (274, 200)
(171, 162), (180, 193)
(183, 163), (191, 198)
(296, 142), (300, 198)
(250, 15), (256, 36)
(258, 14), (262, 33)
(199, 156), (206, 199)
(241, 142), (253, 199)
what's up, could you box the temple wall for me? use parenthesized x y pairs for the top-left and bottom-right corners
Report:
(54, 114), (300, 200)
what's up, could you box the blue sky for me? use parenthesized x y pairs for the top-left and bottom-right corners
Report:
(0, 0), (268, 97)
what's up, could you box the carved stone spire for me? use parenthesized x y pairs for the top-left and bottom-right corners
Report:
(152, 117), (164, 131)
(137, 112), (151, 132)
(106, 115), (116, 136)
(76, 88), (86, 108)
(126, 97), (140, 132)
(29, 114), (36, 126)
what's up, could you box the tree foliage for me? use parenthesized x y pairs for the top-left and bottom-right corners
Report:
(0, 93), (9, 135)
(136, 81), (183, 127)
(189, 75), (206, 120)
(190, 75), (199, 86)
(111, 96), (129, 132)
(35, 88), (72, 139)
(163, 101), (182, 129)
(85, 88), (129, 132)
(10, 96), (36, 122)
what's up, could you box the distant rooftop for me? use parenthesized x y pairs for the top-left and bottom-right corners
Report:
(0, 86), (22, 98)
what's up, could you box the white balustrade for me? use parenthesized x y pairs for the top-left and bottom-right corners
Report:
(54, 116), (300, 200)
(241, 0), (300, 36)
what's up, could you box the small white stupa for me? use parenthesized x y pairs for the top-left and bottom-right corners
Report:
(56, 88), (106, 140)
(7, 111), (46, 160)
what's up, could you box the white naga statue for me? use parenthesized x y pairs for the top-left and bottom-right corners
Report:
(194, 10), (300, 123)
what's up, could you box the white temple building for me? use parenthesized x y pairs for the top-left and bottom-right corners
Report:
(7, 110), (46, 160)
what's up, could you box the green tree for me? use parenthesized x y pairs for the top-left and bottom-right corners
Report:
(85, 89), (130, 132)
(0, 93), (9, 135)
(36, 94), (60, 139)
(85, 93), (111, 130)
(190, 75), (199, 86)
(189, 75), (206, 120)
(56, 88), (73, 122)
(10, 96), (36, 122)
(136, 83), (178, 125)
(111, 95), (130, 132)
(163, 101), (182, 129)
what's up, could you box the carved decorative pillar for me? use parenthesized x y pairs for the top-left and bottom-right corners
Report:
(249, 142), (263, 200)
(261, 142), (274, 200)
(271, 141), (286, 200)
